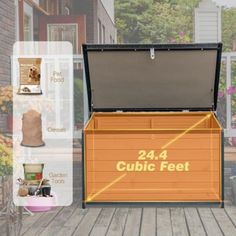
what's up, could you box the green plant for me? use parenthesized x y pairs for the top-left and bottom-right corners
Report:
(0, 86), (13, 114)
(0, 134), (12, 176)
(74, 78), (84, 125)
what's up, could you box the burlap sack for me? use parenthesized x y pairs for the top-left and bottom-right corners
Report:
(21, 110), (45, 147)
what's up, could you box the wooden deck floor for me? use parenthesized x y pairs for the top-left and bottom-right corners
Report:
(1, 148), (236, 236)
(2, 204), (236, 236)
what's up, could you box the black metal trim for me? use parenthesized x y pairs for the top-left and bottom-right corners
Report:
(221, 130), (224, 208)
(92, 107), (212, 112)
(82, 43), (223, 114)
(81, 130), (86, 209)
(83, 43), (221, 51)
(214, 43), (223, 110)
(83, 44), (93, 114)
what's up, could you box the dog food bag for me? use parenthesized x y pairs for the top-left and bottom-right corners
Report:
(18, 58), (42, 95)
(21, 109), (45, 147)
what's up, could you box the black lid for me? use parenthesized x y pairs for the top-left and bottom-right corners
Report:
(83, 43), (222, 113)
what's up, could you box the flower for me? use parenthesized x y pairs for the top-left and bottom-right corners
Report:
(218, 91), (225, 98)
(179, 31), (185, 37)
(227, 86), (236, 95)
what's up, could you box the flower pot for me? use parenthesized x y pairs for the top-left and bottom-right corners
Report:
(25, 196), (55, 212)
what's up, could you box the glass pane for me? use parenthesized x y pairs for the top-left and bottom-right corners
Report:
(231, 59), (236, 128)
(24, 14), (31, 41)
(47, 24), (77, 53)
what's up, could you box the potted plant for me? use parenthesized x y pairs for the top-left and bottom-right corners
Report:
(0, 86), (13, 133)
(0, 133), (12, 208)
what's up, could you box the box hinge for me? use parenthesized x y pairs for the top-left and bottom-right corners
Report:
(182, 109), (190, 112)
(116, 110), (123, 113)
(150, 48), (155, 60)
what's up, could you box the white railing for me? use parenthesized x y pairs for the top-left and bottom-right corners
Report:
(222, 52), (236, 137)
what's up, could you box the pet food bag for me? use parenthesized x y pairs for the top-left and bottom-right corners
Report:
(18, 58), (42, 95)
(21, 109), (45, 147)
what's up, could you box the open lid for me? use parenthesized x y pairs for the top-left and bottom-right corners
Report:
(83, 43), (222, 113)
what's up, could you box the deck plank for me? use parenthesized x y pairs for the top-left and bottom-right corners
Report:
(50, 207), (88, 236)
(38, 202), (79, 236)
(72, 208), (102, 235)
(140, 208), (156, 236)
(20, 211), (45, 235)
(198, 208), (223, 236)
(89, 208), (115, 236)
(211, 208), (236, 236)
(170, 208), (189, 236)
(156, 208), (172, 236)
(184, 208), (206, 236)
(106, 208), (129, 236)
(22, 207), (62, 236)
(225, 206), (236, 226)
(123, 208), (142, 236)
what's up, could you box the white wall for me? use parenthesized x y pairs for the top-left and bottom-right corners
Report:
(101, 0), (114, 23)
(195, 0), (221, 43)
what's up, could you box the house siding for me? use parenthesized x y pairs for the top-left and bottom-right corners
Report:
(73, 0), (116, 44)
(97, 0), (116, 43)
(0, 0), (15, 86)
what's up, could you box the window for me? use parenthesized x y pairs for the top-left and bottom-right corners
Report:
(47, 24), (78, 53)
(110, 35), (113, 43)
(102, 25), (105, 43)
(23, 2), (33, 41)
(98, 19), (102, 43)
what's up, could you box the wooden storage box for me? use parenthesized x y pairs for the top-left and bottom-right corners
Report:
(82, 43), (223, 207)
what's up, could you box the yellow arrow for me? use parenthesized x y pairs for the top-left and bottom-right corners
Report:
(161, 114), (211, 149)
(87, 173), (127, 202)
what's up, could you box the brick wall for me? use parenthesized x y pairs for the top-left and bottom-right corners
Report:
(0, 0), (15, 86)
(73, 0), (96, 44)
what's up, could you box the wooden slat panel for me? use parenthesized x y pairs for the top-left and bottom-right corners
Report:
(86, 135), (220, 149)
(86, 149), (220, 161)
(87, 160), (220, 172)
(87, 193), (220, 202)
(89, 182), (220, 190)
(86, 172), (220, 182)
(85, 113), (221, 203)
